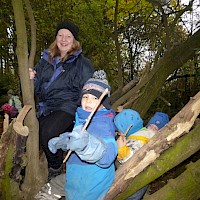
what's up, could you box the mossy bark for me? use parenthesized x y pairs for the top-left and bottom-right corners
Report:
(106, 92), (200, 200)
(2, 145), (20, 200)
(143, 158), (200, 200)
(109, 125), (200, 200)
(11, 0), (44, 198)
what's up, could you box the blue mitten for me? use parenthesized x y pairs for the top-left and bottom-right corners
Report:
(67, 125), (89, 152)
(48, 132), (69, 154)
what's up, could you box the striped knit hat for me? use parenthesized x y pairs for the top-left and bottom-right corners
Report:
(82, 70), (111, 109)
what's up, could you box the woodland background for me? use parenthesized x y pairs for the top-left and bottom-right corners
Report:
(0, 0), (200, 199)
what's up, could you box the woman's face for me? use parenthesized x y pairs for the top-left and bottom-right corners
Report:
(81, 93), (104, 112)
(56, 29), (74, 57)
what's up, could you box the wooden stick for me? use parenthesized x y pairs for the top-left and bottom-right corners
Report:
(63, 88), (109, 163)
(124, 124), (133, 137)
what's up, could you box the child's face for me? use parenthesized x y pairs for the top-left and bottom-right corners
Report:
(81, 93), (104, 112)
(147, 124), (159, 132)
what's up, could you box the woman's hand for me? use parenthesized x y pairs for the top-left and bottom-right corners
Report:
(29, 68), (36, 79)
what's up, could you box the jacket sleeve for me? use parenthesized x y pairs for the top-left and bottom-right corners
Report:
(76, 135), (117, 168)
(95, 138), (118, 168)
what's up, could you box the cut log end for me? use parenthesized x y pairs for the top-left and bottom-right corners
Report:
(16, 105), (32, 123)
(13, 121), (29, 136)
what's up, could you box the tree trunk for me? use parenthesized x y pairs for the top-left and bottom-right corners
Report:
(111, 29), (200, 117)
(143, 158), (200, 200)
(106, 91), (200, 199)
(11, 0), (44, 199)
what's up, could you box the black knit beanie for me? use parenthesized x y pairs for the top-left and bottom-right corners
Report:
(55, 20), (79, 40)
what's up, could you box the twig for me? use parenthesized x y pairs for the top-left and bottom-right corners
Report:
(63, 88), (109, 163)
(124, 124), (133, 137)
(158, 95), (171, 106)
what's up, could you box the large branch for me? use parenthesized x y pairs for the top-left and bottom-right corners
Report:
(111, 79), (139, 104)
(108, 124), (200, 200)
(143, 158), (200, 200)
(106, 91), (200, 199)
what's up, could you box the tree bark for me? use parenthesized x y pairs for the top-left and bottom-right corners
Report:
(143, 158), (200, 200)
(9, 106), (31, 182)
(106, 91), (200, 199)
(11, 0), (42, 199)
(111, 79), (139, 104)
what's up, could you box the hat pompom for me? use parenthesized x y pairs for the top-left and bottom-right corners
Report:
(93, 70), (107, 80)
(82, 70), (111, 109)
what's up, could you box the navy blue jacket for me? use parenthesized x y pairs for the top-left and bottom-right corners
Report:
(34, 49), (94, 117)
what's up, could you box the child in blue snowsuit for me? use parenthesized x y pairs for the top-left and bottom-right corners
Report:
(48, 70), (118, 200)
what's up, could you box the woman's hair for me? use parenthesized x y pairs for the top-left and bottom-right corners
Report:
(48, 39), (81, 63)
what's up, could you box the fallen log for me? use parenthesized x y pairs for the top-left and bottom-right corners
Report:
(106, 91), (200, 199)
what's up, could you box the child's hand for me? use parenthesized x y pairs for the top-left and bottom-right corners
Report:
(67, 125), (89, 152)
(117, 135), (126, 148)
(48, 132), (69, 153)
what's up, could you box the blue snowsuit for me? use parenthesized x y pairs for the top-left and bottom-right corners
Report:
(65, 107), (118, 200)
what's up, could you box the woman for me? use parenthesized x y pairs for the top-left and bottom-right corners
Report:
(29, 20), (94, 180)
